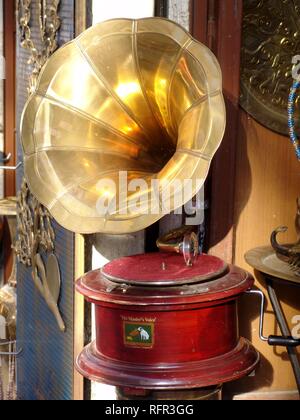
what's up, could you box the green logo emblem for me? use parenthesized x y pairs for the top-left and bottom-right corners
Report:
(124, 322), (154, 349)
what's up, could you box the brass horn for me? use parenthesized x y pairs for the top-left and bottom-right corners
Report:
(21, 18), (225, 234)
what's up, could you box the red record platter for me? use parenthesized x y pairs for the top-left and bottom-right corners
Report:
(101, 253), (228, 286)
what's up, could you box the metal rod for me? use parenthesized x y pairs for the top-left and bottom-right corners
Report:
(266, 277), (300, 394)
(0, 340), (15, 346)
(0, 162), (22, 171)
(245, 289), (268, 342)
(0, 350), (22, 356)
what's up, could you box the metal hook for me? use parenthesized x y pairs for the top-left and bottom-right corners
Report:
(0, 152), (12, 164)
(0, 340), (23, 357)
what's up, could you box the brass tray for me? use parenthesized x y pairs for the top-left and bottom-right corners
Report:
(245, 246), (300, 285)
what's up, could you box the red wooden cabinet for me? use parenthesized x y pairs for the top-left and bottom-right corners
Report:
(76, 253), (259, 389)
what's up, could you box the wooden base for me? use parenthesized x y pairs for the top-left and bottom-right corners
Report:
(116, 385), (222, 400)
(76, 338), (259, 390)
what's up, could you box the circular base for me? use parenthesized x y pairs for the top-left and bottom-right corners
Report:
(76, 338), (260, 390)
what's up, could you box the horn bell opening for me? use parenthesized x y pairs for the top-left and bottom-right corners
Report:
(21, 18), (226, 234)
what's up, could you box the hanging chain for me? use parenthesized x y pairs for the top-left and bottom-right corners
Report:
(17, 0), (61, 93)
(15, 1), (61, 263)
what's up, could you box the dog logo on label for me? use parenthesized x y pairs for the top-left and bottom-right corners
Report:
(124, 322), (154, 349)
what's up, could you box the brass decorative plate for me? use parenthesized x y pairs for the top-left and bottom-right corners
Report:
(245, 246), (300, 285)
(240, 0), (300, 136)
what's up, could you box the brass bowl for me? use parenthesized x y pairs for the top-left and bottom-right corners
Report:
(21, 18), (225, 234)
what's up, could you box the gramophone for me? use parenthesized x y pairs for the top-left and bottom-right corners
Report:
(21, 18), (260, 398)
